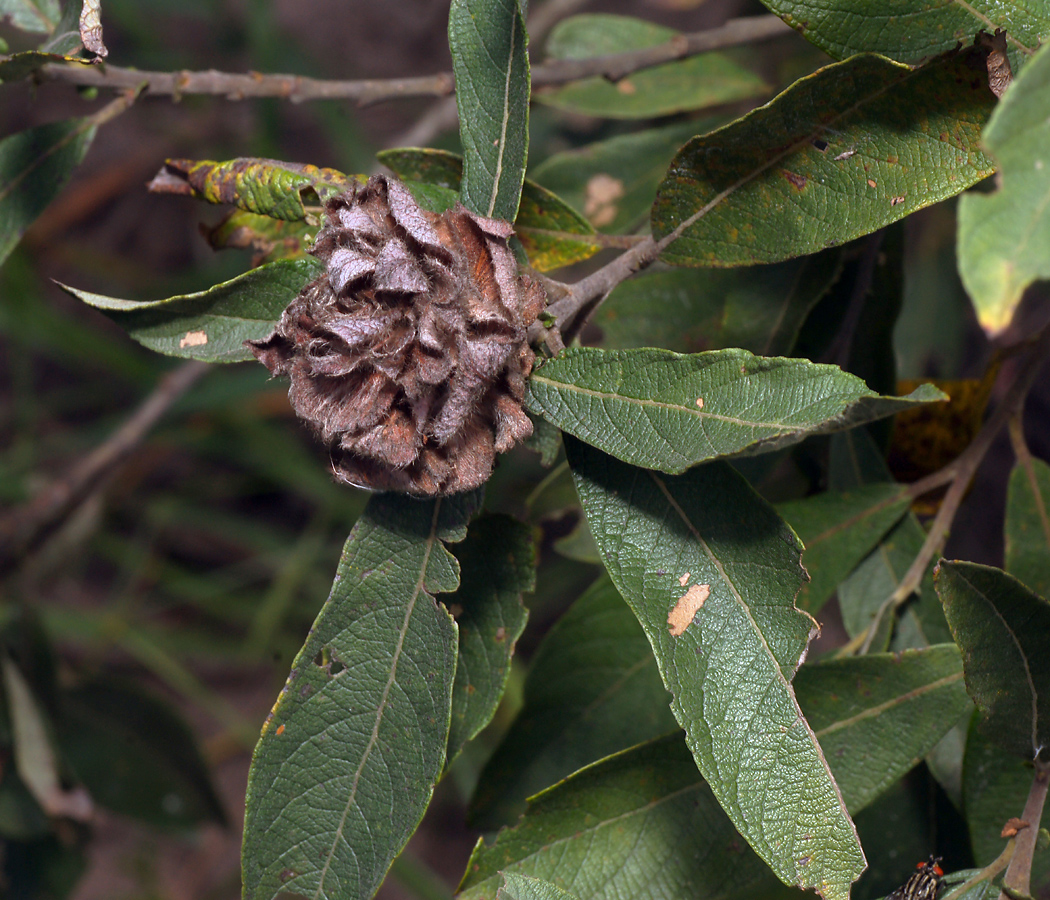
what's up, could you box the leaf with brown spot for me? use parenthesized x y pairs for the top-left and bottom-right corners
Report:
(653, 47), (996, 267)
(667, 583), (709, 636)
(148, 157), (357, 221)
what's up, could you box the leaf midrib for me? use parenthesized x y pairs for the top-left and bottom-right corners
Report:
(314, 501), (444, 899)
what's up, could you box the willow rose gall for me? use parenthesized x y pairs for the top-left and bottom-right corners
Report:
(247, 175), (545, 496)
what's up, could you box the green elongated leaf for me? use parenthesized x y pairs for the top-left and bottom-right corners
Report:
(378, 147), (599, 272)
(963, 714), (1050, 891)
(526, 347), (946, 474)
(447, 515), (534, 763)
(537, 15), (767, 119)
(758, 0), (1048, 64)
(59, 257), (324, 363)
(652, 48), (996, 267)
(1005, 456), (1050, 599)
(463, 648), (971, 900)
(0, 118), (97, 267)
(500, 874), (582, 900)
(935, 561), (1050, 759)
(829, 431), (949, 649)
(595, 249), (843, 355)
(566, 440), (864, 899)
(449, 0), (530, 221)
(0, 0), (60, 33)
(204, 209), (313, 265)
(958, 43), (1050, 335)
(460, 734), (801, 900)
(777, 483), (911, 613)
(148, 157), (356, 221)
(469, 575), (676, 828)
(795, 645), (971, 814)
(531, 120), (715, 233)
(59, 677), (226, 830)
(242, 492), (479, 900)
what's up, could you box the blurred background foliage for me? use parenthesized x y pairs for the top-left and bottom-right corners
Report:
(1, 0), (1045, 898)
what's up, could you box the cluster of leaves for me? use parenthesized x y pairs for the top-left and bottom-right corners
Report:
(2, 1), (1050, 900)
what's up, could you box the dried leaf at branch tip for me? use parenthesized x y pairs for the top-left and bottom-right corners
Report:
(79, 0), (107, 58)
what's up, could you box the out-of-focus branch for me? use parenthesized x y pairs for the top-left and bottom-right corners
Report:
(0, 360), (210, 577)
(1001, 760), (1050, 900)
(837, 323), (1050, 656)
(35, 15), (792, 106)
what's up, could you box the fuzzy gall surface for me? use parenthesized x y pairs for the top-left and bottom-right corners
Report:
(247, 175), (545, 496)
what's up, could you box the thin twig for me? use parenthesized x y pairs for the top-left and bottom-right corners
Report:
(34, 15), (793, 106)
(941, 841), (1015, 900)
(1001, 760), (1050, 900)
(0, 360), (210, 577)
(839, 324), (1050, 656)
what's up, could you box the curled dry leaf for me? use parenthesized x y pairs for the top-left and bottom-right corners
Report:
(247, 175), (545, 496)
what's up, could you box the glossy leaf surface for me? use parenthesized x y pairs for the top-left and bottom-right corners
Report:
(935, 561), (1050, 759)
(499, 874), (582, 900)
(378, 147), (599, 271)
(0, 118), (96, 267)
(0, 0), (60, 33)
(469, 575), (675, 828)
(566, 440), (864, 900)
(447, 515), (533, 763)
(59, 257), (324, 363)
(652, 49), (996, 267)
(449, 0), (530, 221)
(1005, 455), (1050, 599)
(958, 42), (1050, 334)
(526, 347), (945, 473)
(242, 493), (478, 900)
(595, 250), (842, 355)
(538, 15), (767, 119)
(148, 157), (356, 221)
(758, 0), (1049, 64)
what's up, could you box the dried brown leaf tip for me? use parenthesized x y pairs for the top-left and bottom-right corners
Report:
(247, 175), (545, 496)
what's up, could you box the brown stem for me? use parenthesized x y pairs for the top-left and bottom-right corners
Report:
(0, 360), (210, 577)
(35, 16), (792, 106)
(1001, 760), (1050, 899)
(842, 323), (1050, 655)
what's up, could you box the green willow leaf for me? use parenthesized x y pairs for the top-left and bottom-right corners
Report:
(449, 0), (530, 221)
(963, 716), (1050, 891)
(0, 50), (94, 82)
(1005, 455), (1050, 599)
(525, 347), (946, 473)
(499, 874), (582, 900)
(758, 0), (1048, 64)
(935, 561), (1050, 759)
(378, 147), (599, 272)
(566, 440), (864, 900)
(958, 42), (1050, 334)
(461, 734), (801, 900)
(463, 646), (968, 900)
(242, 492), (480, 900)
(0, 118), (96, 267)
(147, 157), (356, 221)
(469, 575), (676, 828)
(777, 484), (911, 613)
(795, 645), (971, 814)
(531, 120), (715, 233)
(59, 677), (226, 830)
(537, 15), (767, 119)
(652, 48), (996, 267)
(204, 209), (313, 265)
(0, 0), (60, 33)
(447, 515), (534, 764)
(58, 257), (324, 363)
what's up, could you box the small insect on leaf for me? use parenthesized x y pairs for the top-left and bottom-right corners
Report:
(668, 583), (710, 637)
(888, 857), (944, 900)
